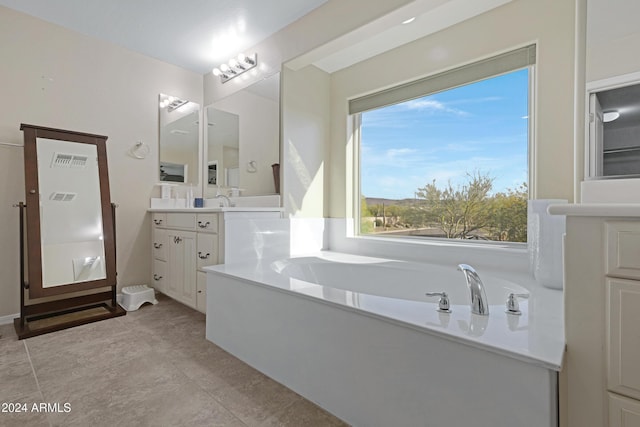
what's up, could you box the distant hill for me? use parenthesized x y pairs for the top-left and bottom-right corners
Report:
(365, 197), (417, 206)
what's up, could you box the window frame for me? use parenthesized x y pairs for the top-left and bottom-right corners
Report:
(352, 47), (537, 248)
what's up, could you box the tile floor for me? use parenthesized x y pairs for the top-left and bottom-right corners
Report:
(0, 294), (347, 427)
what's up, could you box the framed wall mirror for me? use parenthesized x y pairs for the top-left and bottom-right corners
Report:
(159, 94), (200, 185)
(204, 72), (280, 197)
(21, 124), (116, 299)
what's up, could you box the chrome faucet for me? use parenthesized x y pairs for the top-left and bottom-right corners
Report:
(457, 264), (489, 315)
(215, 194), (231, 207)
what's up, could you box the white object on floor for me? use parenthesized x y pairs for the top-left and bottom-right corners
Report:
(118, 285), (158, 311)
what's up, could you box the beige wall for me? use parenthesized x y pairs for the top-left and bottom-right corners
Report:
(203, 0), (415, 105)
(586, 0), (640, 83)
(0, 6), (202, 318)
(329, 0), (578, 218)
(282, 65), (331, 217)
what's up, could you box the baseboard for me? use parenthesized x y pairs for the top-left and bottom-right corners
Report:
(0, 313), (19, 326)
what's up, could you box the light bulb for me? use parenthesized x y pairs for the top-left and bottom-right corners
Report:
(237, 53), (246, 62)
(229, 58), (238, 68)
(220, 64), (230, 72)
(212, 68), (221, 76)
(603, 111), (620, 123)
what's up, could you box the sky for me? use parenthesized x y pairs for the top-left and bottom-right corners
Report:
(360, 68), (529, 200)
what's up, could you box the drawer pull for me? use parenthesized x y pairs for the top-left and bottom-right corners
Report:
(153, 219), (163, 225)
(153, 243), (163, 249)
(198, 221), (211, 229)
(153, 274), (163, 281)
(198, 290), (202, 294)
(174, 236), (183, 244)
(198, 252), (210, 260)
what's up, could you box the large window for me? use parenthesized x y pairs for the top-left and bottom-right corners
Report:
(353, 46), (534, 243)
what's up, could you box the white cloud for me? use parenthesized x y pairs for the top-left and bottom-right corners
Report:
(403, 99), (468, 116)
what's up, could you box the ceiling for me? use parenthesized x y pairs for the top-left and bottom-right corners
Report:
(0, 0), (328, 74)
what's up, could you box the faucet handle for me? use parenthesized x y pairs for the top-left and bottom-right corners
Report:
(505, 293), (529, 315)
(426, 292), (451, 313)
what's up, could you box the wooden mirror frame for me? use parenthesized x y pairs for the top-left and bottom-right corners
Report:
(21, 124), (116, 299)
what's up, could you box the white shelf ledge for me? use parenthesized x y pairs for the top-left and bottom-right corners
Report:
(548, 203), (640, 217)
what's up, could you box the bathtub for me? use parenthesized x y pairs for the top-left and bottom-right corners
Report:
(205, 251), (564, 427)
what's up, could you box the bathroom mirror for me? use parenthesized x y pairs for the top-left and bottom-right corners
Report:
(21, 124), (116, 299)
(204, 72), (280, 196)
(159, 94), (200, 184)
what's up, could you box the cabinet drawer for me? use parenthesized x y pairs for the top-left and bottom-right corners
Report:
(196, 271), (207, 314)
(609, 393), (640, 427)
(152, 229), (167, 261)
(196, 233), (218, 270)
(166, 213), (196, 230)
(196, 213), (218, 233)
(607, 221), (640, 279)
(607, 278), (640, 401)
(152, 259), (166, 293)
(152, 213), (166, 228)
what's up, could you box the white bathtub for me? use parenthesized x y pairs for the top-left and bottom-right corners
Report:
(205, 251), (564, 427)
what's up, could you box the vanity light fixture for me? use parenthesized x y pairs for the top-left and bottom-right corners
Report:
(212, 53), (258, 83)
(603, 110), (620, 123)
(159, 95), (188, 112)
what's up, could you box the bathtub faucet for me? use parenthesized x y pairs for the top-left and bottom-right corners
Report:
(457, 264), (489, 316)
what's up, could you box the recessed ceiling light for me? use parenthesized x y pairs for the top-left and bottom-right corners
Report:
(603, 111), (620, 123)
(402, 17), (416, 25)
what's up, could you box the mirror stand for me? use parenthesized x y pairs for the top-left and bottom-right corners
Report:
(14, 123), (126, 339)
(14, 202), (125, 339)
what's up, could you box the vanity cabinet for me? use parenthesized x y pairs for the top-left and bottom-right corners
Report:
(561, 215), (640, 427)
(151, 212), (221, 313)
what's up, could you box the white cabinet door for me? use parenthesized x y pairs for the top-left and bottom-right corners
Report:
(152, 228), (167, 261)
(166, 230), (197, 308)
(196, 271), (207, 314)
(152, 259), (166, 293)
(609, 393), (640, 427)
(196, 233), (218, 270)
(607, 222), (640, 280)
(608, 278), (640, 401)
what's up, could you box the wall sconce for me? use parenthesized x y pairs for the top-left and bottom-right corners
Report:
(212, 53), (258, 83)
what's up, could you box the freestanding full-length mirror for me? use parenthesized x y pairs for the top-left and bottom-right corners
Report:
(21, 124), (116, 298)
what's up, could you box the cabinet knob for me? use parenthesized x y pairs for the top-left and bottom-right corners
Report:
(153, 219), (163, 225)
(197, 290), (202, 294)
(198, 252), (210, 260)
(153, 274), (163, 281)
(153, 243), (163, 249)
(174, 236), (183, 244)
(198, 221), (211, 228)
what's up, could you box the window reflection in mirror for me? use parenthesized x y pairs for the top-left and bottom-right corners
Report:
(36, 138), (106, 287)
(204, 72), (280, 197)
(159, 94), (200, 185)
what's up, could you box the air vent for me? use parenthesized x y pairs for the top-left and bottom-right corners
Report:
(50, 192), (77, 202)
(51, 152), (89, 168)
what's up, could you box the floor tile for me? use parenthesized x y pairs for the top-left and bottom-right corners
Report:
(262, 398), (349, 427)
(0, 295), (346, 427)
(210, 374), (304, 426)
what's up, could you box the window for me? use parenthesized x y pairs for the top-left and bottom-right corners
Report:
(353, 46), (534, 243)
